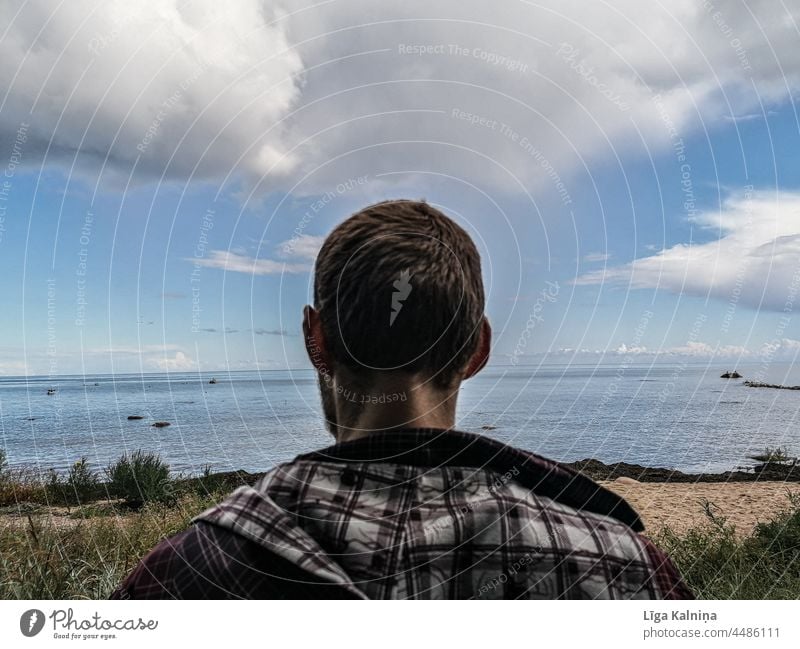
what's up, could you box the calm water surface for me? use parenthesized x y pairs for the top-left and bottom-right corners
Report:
(1, 362), (799, 475)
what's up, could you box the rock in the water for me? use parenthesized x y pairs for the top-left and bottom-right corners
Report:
(744, 380), (800, 390)
(720, 371), (742, 379)
(209, 378), (217, 384)
(127, 415), (144, 420)
(152, 421), (171, 428)
(481, 425), (497, 431)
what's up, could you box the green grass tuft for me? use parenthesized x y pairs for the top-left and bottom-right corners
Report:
(654, 491), (800, 599)
(105, 450), (173, 508)
(748, 446), (796, 464)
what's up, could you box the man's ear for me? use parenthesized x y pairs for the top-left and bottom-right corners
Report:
(463, 317), (491, 380)
(303, 306), (332, 375)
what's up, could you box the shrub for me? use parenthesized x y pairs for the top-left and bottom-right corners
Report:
(751, 492), (800, 566)
(47, 458), (100, 506)
(0, 465), (48, 507)
(105, 451), (173, 508)
(44, 469), (63, 503)
(748, 446), (795, 464)
(0, 481), (48, 507)
(68, 457), (99, 504)
(654, 492), (800, 598)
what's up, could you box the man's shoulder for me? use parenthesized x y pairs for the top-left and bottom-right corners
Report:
(109, 520), (356, 600)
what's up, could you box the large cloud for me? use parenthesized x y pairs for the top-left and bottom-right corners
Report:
(273, 0), (800, 196)
(0, 0), (303, 183)
(574, 190), (800, 311)
(1, 0), (799, 194)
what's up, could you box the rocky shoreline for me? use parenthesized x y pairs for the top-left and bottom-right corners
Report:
(564, 458), (800, 483)
(183, 460), (800, 491)
(743, 380), (800, 391)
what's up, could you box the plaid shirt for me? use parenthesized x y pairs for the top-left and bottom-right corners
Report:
(111, 429), (693, 599)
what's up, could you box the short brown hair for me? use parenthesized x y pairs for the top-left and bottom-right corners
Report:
(314, 200), (485, 387)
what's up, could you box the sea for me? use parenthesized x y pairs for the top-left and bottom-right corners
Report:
(1, 361), (799, 476)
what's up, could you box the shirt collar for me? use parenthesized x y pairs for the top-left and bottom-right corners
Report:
(297, 428), (644, 532)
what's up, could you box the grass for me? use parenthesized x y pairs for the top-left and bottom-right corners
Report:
(748, 446), (797, 465)
(0, 492), (225, 599)
(3, 447), (800, 599)
(654, 491), (800, 599)
(0, 449), (188, 509)
(0, 448), (244, 598)
(2, 488), (800, 599)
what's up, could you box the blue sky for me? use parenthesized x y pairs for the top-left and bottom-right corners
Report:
(1, 0), (799, 375)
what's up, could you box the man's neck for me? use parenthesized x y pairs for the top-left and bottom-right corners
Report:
(332, 373), (459, 443)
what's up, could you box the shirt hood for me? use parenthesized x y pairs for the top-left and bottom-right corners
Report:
(194, 429), (647, 599)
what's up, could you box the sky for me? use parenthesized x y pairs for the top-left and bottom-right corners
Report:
(1, 0), (799, 375)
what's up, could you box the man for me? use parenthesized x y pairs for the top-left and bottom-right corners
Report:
(111, 200), (692, 599)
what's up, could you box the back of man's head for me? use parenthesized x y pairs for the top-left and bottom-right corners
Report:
(314, 200), (485, 387)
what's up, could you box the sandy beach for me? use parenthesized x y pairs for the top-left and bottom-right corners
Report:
(603, 479), (800, 536)
(2, 479), (798, 538)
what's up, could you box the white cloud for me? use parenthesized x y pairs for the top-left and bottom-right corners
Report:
(574, 190), (800, 311)
(192, 233), (321, 275)
(2, 1), (800, 195)
(85, 344), (184, 356)
(278, 234), (324, 261)
(191, 249), (311, 275)
(552, 342), (752, 358)
(0, 344), (197, 375)
(510, 338), (800, 362)
(261, 0), (800, 194)
(583, 252), (611, 263)
(658, 341), (750, 358)
(0, 360), (31, 375)
(85, 344), (196, 371)
(153, 351), (194, 371)
(0, 0), (303, 183)
(722, 111), (778, 123)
